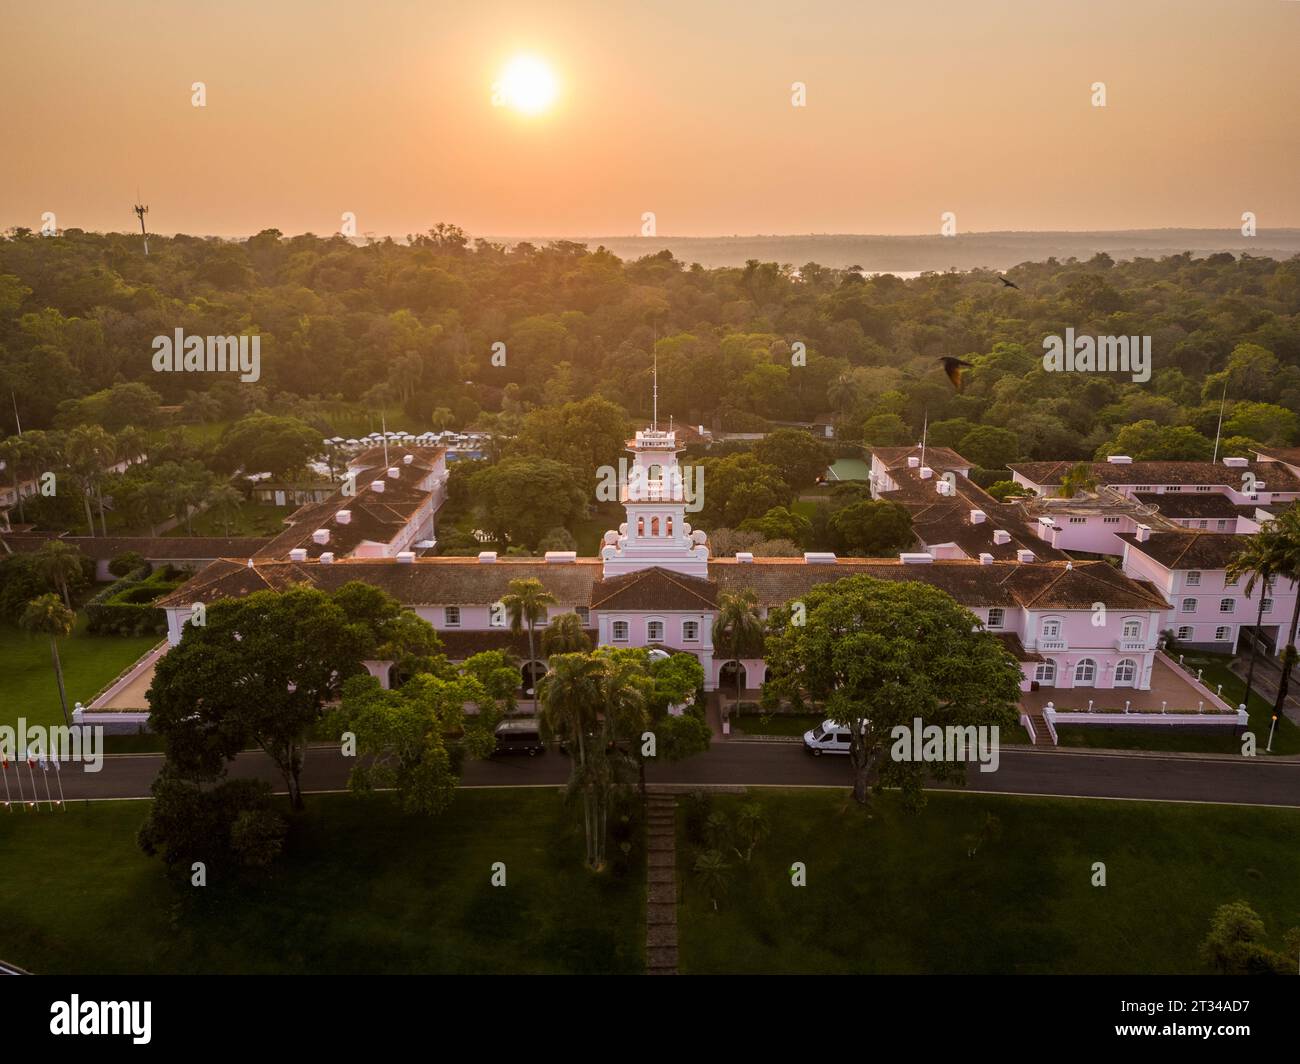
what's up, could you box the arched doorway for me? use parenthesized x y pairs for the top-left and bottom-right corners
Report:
(1073, 658), (1097, 687)
(719, 660), (747, 697)
(521, 661), (546, 698)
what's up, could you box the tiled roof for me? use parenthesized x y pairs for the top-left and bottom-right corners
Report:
(1131, 493), (1247, 519)
(1116, 532), (1252, 571)
(156, 553), (1167, 615)
(1, 534), (270, 561)
(591, 567), (718, 611)
(155, 557), (602, 609)
(1011, 460), (1300, 490)
(870, 445), (972, 471)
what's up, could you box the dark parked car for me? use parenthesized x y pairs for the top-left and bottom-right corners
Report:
(492, 719), (546, 757)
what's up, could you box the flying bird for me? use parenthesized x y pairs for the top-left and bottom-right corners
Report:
(938, 356), (975, 392)
(998, 276), (1019, 289)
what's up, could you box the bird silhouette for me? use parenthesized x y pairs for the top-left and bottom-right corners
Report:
(999, 276), (1019, 290)
(938, 356), (975, 392)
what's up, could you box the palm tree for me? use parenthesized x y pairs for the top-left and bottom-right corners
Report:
(66, 425), (115, 536)
(20, 594), (76, 727)
(1260, 507), (1300, 725)
(540, 611), (591, 657)
(207, 483), (246, 536)
(1058, 463), (1098, 499)
(712, 588), (765, 717)
(538, 652), (606, 869)
(1227, 527), (1284, 711)
(597, 649), (652, 803)
(34, 540), (84, 609)
(501, 577), (556, 706)
(693, 850), (731, 912)
(0, 435), (30, 524)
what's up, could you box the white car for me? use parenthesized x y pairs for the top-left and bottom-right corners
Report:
(803, 720), (854, 756)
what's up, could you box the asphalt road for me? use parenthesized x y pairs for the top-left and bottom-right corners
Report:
(17, 742), (1300, 808)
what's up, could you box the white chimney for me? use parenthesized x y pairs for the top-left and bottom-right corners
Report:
(804, 552), (837, 564)
(312, 528), (330, 545)
(978, 552), (994, 565)
(736, 552), (754, 564)
(1107, 455), (1133, 465)
(970, 509), (986, 524)
(907, 456), (920, 468)
(288, 548), (307, 562)
(993, 530), (1012, 545)
(319, 552), (335, 564)
(387, 467), (400, 479)
(478, 551), (498, 564)
(396, 550), (415, 564)
(1016, 549), (1035, 563)
(1136, 524), (1151, 543)
(1222, 456), (1249, 468)
(402, 454), (414, 465)
(900, 552), (934, 564)
(544, 551), (577, 564)
(371, 480), (385, 493)
(936, 480), (950, 495)
(336, 509), (352, 524)
(919, 466), (934, 480)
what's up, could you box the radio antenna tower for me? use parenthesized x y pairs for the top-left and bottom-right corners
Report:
(133, 201), (150, 255)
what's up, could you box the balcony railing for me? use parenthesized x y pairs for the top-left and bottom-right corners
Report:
(1038, 638), (1068, 651)
(1115, 638), (1147, 652)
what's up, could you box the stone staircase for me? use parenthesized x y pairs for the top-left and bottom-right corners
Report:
(1023, 710), (1054, 747)
(645, 792), (679, 975)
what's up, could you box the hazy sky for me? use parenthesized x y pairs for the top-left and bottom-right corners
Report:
(3, 0), (1297, 238)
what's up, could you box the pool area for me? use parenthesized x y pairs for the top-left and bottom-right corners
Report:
(826, 458), (871, 481)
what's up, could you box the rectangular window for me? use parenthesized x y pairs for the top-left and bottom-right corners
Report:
(612, 621), (629, 642)
(1186, 572), (1201, 586)
(986, 608), (1004, 629)
(1069, 517), (1086, 525)
(444, 606), (460, 627)
(575, 607), (590, 626)
(1041, 619), (1060, 638)
(1219, 598), (1234, 614)
(1225, 573), (1239, 586)
(1103, 516), (1121, 524)
(1262, 598), (1273, 614)
(647, 620), (665, 642)
(1215, 626), (1231, 640)
(682, 621), (699, 642)
(1216, 520), (1230, 531)
(1177, 626), (1194, 640)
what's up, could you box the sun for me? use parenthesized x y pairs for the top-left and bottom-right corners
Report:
(496, 54), (558, 115)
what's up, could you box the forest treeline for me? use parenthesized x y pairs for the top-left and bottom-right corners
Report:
(2, 225), (1299, 464)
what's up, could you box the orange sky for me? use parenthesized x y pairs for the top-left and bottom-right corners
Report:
(3, 0), (1297, 238)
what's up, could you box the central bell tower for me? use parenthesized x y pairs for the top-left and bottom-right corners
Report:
(600, 426), (709, 578)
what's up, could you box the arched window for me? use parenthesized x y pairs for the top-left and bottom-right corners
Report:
(636, 516), (645, 536)
(650, 517), (660, 536)
(1114, 658), (1136, 686)
(1074, 658), (1097, 685)
(666, 516), (673, 537)
(1034, 660), (1056, 685)
(1177, 625), (1194, 640)
(647, 620), (664, 642)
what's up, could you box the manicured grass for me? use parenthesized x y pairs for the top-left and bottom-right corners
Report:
(1183, 652), (1299, 755)
(677, 790), (1300, 974)
(733, 712), (823, 737)
(1055, 725), (1246, 753)
(164, 502), (294, 539)
(0, 616), (159, 729)
(0, 789), (645, 975)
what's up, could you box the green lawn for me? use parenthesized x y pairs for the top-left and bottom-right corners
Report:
(677, 790), (1300, 974)
(0, 789), (645, 975)
(164, 502), (294, 538)
(0, 616), (159, 728)
(733, 712), (823, 737)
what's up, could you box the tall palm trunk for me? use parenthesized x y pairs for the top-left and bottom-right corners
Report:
(49, 636), (70, 728)
(1270, 592), (1300, 720)
(1241, 593), (1267, 708)
(81, 491), (95, 537)
(526, 621), (537, 711)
